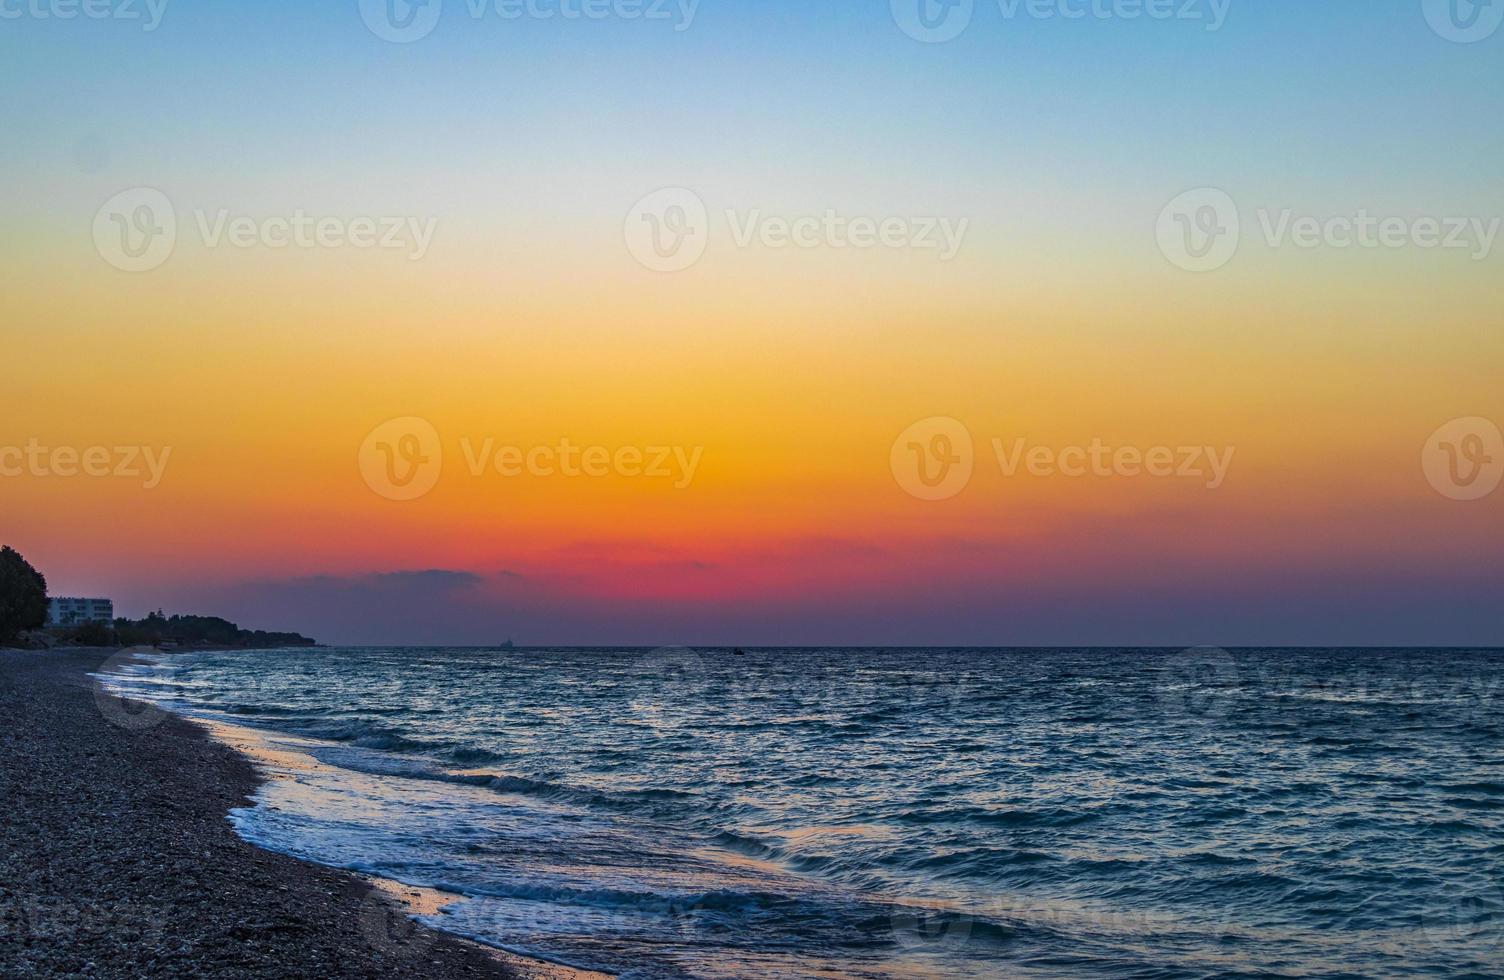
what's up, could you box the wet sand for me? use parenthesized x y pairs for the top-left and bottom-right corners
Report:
(0, 649), (608, 979)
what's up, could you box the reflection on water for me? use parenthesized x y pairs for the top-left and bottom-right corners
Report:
(102, 647), (1504, 978)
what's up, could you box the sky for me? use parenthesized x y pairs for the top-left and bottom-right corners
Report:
(2, 0), (1501, 645)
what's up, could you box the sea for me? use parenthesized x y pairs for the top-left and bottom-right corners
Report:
(97, 647), (1504, 979)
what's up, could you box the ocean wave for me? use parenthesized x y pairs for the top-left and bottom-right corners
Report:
(902, 805), (1102, 829)
(441, 746), (506, 765)
(298, 744), (702, 818)
(301, 720), (449, 755)
(98, 646), (1504, 979)
(447, 772), (699, 812)
(710, 829), (782, 860)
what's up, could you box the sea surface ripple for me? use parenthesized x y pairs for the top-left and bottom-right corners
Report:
(102, 647), (1504, 979)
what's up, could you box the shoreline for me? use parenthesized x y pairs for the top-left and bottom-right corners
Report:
(0, 648), (607, 979)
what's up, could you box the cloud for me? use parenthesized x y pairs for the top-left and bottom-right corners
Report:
(272, 568), (484, 593)
(366, 569), (484, 590)
(167, 542), (1504, 648)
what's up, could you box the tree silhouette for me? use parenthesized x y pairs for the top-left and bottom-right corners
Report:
(0, 546), (49, 643)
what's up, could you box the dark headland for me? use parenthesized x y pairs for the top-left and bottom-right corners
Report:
(0, 649), (591, 979)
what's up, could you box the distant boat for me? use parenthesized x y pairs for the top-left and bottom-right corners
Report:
(499, 638), (515, 650)
(733, 647), (747, 656)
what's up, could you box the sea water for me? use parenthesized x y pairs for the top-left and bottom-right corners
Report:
(99, 647), (1504, 978)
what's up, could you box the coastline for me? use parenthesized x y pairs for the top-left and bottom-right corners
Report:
(0, 649), (607, 980)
